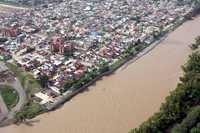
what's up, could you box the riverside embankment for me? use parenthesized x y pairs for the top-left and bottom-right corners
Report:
(1, 14), (200, 133)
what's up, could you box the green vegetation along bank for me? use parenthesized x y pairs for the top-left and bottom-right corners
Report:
(130, 38), (200, 133)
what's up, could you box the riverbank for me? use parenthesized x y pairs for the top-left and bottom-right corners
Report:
(131, 39), (200, 133)
(44, 13), (185, 111)
(1, 10), (200, 133)
(45, 29), (168, 111)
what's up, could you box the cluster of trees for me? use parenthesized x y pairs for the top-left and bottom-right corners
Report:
(171, 106), (200, 133)
(190, 36), (200, 50)
(15, 102), (43, 122)
(124, 44), (136, 57)
(63, 41), (148, 93)
(38, 74), (49, 88)
(99, 60), (110, 73)
(190, 123), (200, 133)
(63, 40), (147, 93)
(63, 64), (108, 92)
(130, 51), (200, 133)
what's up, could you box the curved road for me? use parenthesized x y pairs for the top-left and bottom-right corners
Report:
(0, 78), (26, 120)
(10, 78), (27, 113)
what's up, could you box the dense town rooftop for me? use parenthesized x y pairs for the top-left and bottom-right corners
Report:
(0, 0), (199, 106)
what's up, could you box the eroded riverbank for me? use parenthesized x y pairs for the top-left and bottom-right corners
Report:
(1, 16), (200, 133)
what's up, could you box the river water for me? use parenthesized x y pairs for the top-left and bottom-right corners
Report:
(1, 16), (200, 133)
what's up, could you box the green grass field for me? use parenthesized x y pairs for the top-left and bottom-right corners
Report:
(0, 85), (19, 109)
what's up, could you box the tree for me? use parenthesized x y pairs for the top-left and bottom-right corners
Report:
(130, 51), (200, 133)
(190, 36), (200, 50)
(39, 74), (49, 88)
(195, 36), (200, 45)
(99, 61), (110, 73)
(15, 103), (42, 123)
(63, 81), (74, 92)
(190, 123), (200, 133)
(135, 44), (144, 52)
(172, 106), (200, 133)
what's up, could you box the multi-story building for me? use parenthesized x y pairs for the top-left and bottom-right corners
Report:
(49, 36), (74, 55)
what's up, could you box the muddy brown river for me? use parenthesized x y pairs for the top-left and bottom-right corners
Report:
(1, 16), (200, 133)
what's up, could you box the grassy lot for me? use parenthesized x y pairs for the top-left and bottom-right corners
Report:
(6, 63), (41, 96)
(0, 85), (19, 109)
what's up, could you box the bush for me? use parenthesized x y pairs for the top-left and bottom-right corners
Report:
(15, 103), (43, 122)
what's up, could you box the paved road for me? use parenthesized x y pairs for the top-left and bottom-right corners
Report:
(10, 78), (27, 113)
(0, 78), (27, 120)
(0, 94), (8, 122)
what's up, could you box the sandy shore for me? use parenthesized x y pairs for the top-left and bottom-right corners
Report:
(1, 16), (200, 133)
